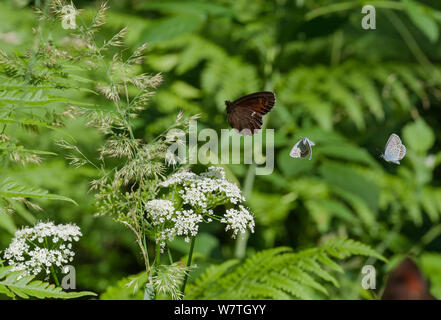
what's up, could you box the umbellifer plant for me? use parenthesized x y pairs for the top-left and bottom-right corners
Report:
(49, 1), (255, 300)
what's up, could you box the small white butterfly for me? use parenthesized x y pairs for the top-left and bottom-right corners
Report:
(381, 133), (406, 165)
(289, 137), (315, 160)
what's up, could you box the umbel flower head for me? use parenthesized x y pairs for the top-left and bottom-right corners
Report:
(3, 221), (82, 277)
(146, 166), (255, 249)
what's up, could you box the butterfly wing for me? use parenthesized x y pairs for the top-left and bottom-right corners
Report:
(388, 133), (402, 146)
(289, 139), (303, 158)
(289, 138), (311, 159)
(227, 107), (263, 135)
(303, 138), (315, 160)
(230, 91), (276, 115)
(398, 144), (406, 160)
(305, 138), (315, 147)
(227, 92), (275, 135)
(384, 134), (403, 163)
(381, 258), (436, 300)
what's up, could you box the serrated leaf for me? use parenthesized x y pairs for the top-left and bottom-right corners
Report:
(0, 266), (96, 299)
(0, 179), (77, 205)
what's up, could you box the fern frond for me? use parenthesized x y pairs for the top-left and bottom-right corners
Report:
(0, 266), (96, 299)
(186, 238), (385, 300)
(185, 259), (239, 299)
(100, 272), (148, 300)
(0, 178), (77, 205)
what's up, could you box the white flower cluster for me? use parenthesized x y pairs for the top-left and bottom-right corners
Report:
(3, 221), (82, 277)
(145, 200), (203, 250)
(158, 166), (254, 239)
(160, 166), (245, 208)
(221, 205), (255, 238)
(146, 199), (175, 224)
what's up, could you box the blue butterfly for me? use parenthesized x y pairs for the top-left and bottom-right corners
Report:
(381, 133), (406, 165)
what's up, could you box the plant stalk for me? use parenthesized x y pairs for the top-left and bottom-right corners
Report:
(155, 241), (161, 268)
(181, 236), (196, 296)
(51, 265), (60, 287)
(233, 163), (255, 259)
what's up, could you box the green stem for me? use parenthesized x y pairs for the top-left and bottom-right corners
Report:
(233, 164), (255, 259)
(155, 241), (161, 269)
(181, 236), (196, 296)
(167, 247), (174, 264)
(142, 227), (151, 282)
(143, 234), (150, 269)
(51, 265), (60, 287)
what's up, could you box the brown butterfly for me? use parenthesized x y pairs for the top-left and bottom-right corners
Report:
(225, 91), (276, 136)
(381, 258), (436, 300)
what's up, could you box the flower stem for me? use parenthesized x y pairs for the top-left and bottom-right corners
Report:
(167, 247), (174, 264)
(155, 241), (161, 268)
(43, 237), (60, 287)
(181, 236), (196, 296)
(233, 163), (255, 259)
(141, 219), (150, 274)
(51, 265), (60, 287)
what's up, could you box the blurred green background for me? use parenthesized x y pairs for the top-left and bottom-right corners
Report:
(1, 0), (441, 299)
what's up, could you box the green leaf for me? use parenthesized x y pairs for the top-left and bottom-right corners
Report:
(0, 179), (77, 205)
(168, 232), (219, 256)
(0, 113), (58, 130)
(315, 199), (360, 226)
(0, 266), (96, 299)
(421, 253), (441, 299)
(319, 162), (380, 213)
(0, 207), (16, 234)
(404, 0), (439, 42)
(186, 239), (385, 299)
(142, 1), (232, 17)
(324, 81), (365, 130)
(333, 187), (376, 228)
(139, 14), (205, 45)
(345, 71), (384, 120)
(403, 119), (435, 153)
(249, 191), (293, 225)
(277, 147), (315, 177)
(319, 143), (379, 168)
(100, 272), (148, 300)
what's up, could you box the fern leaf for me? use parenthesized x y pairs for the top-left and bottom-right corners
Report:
(0, 266), (96, 299)
(0, 179), (77, 205)
(185, 259), (239, 299)
(187, 238), (385, 299)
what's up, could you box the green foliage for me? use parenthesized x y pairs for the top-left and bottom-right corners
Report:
(403, 0), (440, 42)
(0, 178), (76, 204)
(0, 0), (440, 300)
(421, 253), (441, 298)
(186, 238), (386, 299)
(403, 119), (435, 154)
(0, 265), (96, 299)
(100, 272), (148, 300)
